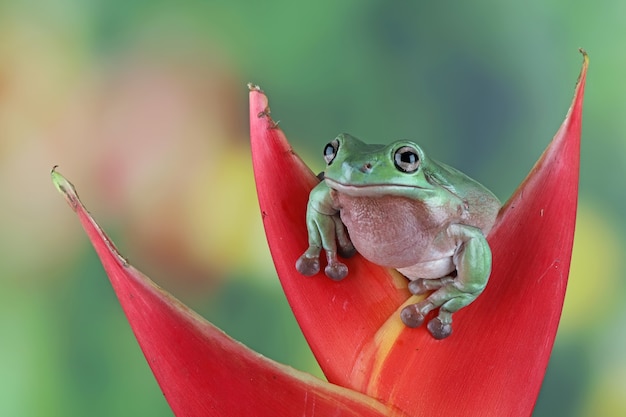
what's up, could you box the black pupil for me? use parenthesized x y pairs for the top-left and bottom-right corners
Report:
(399, 152), (417, 165)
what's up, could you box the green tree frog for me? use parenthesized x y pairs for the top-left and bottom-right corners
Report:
(296, 133), (500, 339)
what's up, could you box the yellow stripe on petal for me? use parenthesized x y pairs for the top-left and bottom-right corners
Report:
(350, 289), (427, 397)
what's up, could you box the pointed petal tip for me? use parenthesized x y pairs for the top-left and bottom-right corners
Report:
(577, 48), (589, 87)
(51, 165), (80, 211)
(248, 84), (279, 128)
(247, 82), (263, 92)
(579, 47), (588, 61)
(570, 49), (588, 113)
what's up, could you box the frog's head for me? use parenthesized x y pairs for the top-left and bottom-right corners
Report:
(321, 133), (439, 198)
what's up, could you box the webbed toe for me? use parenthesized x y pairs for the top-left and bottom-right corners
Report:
(296, 255), (320, 276)
(400, 304), (426, 328)
(324, 262), (348, 281)
(427, 317), (452, 339)
(408, 279), (429, 295)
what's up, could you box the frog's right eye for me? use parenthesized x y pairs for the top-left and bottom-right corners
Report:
(323, 139), (340, 165)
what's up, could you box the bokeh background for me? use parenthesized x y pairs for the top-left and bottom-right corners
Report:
(1, 1), (624, 416)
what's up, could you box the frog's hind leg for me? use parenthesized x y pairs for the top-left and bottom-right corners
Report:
(401, 281), (481, 339)
(401, 224), (492, 339)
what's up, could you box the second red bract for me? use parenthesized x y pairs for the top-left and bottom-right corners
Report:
(54, 52), (587, 417)
(250, 52), (587, 416)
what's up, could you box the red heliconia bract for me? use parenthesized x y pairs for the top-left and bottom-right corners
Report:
(53, 51), (587, 417)
(250, 51), (587, 416)
(51, 169), (406, 417)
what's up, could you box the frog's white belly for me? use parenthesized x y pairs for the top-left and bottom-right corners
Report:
(335, 194), (459, 278)
(397, 259), (455, 280)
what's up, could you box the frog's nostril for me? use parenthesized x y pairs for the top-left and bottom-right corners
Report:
(360, 163), (372, 173)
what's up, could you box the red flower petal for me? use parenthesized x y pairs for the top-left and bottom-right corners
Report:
(51, 169), (404, 417)
(249, 90), (409, 387)
(250, 50), (588, 416)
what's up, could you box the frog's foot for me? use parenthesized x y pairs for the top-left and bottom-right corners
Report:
(295, 247), (321, 276)
(405, 283), (482, 338)
(324, 262), (348, 281)
(296, 246), (349, 280)
(427, 309), (453, 339)
(324, 250), (348, 281)
(408, 276), (455, 295)
(400, 300), (436, 328)
(400, 305), (425, 327)
(400, 301), (454, 339)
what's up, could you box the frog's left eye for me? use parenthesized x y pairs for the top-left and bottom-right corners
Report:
(394, 146), (420, 173)
(323, 140), (340, 165)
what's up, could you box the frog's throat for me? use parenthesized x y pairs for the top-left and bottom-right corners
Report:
(324, 178), (428, 197)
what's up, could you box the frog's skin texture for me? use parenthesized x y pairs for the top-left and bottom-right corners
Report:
(295, 133), (501, 339)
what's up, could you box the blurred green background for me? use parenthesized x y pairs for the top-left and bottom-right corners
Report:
(1, 0), (624, 416)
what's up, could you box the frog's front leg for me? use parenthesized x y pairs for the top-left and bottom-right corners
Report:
(296, 182), (355, 280)
(400, 224), (492, 339)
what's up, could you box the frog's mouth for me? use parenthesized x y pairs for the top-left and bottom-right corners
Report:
(325, 178), (428, 197)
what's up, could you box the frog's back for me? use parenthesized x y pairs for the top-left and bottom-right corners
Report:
(429, 159), (501, 235)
